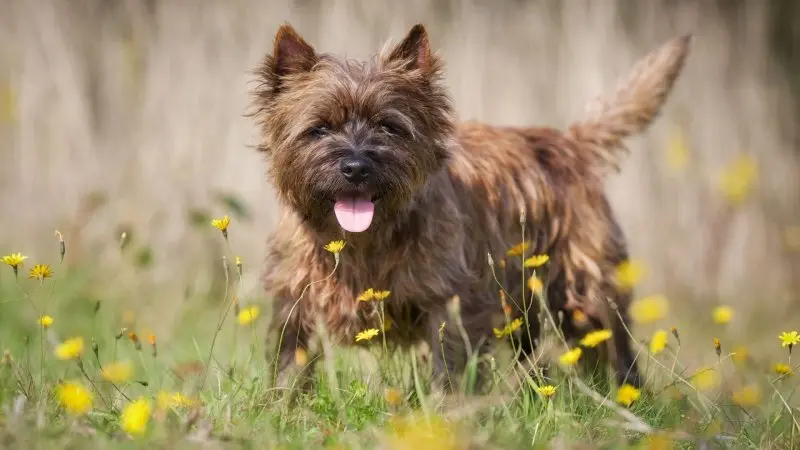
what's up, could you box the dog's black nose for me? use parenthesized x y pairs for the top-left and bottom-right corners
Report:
(340, 157), (372, 184)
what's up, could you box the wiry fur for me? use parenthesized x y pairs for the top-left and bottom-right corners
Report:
(251, 23), (691, 391)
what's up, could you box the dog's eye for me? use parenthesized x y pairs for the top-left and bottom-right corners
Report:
(307, 125), (330, 139)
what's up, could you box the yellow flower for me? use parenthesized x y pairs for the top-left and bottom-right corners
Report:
(384, 387), (403, 406)
(616, 384), (641, 407)
(643, 433), (674, 450)
(732, 346), (749, 365)
(121, 397), (152, 436)
(358, 288), (375, 302)
(493, 317), (524, 339)
(373, 290), (391, 301)
(779, 331), (800, 348)
(535, 384), (557, 398)
(649, 329), (668, 355)
(237, 305), (260, 326)
(558, 347), (582, 367)
(506, 241), (530, 257)
(665, 125), (690, 172)
(523, 254), (549, 268)
(615, 260), (645, 289)
(38, 315), (54, 328)
(157, 391), (195, 410)
(579, 329), (612, 348)
(210, 215), (230, 232)
(713, 337), (721, 357)
(323, 240), (345, 253)
(773, 363), (793, 376)
(355, 328), (380, 342)
(731, 384), (762, 407)
(691, 367), (720, 391)
(386, 415), (458, 450)
(630, 295), (669, 324)
(717, 154), (758, 206)
(55, 337), (84, 360)
(101, 361), (133, 383)
(56, 381), (93, 415)
(526, 276), (544, 294)
(28, 264), (53, 281)
(1, 252), (27, 269)
(572, 309), (588, 326)
(295, 348), (309, 366)
(712, 306), (733, 325)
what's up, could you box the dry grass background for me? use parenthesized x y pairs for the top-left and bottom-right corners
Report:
(0, 0), (798, 350)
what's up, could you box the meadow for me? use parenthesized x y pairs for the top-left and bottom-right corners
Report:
(2, 0), (800, 449)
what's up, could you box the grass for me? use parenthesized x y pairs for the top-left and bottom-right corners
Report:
(1, 217), (799, 450)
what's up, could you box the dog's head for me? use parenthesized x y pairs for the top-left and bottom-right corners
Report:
(252, 24), (454, 234)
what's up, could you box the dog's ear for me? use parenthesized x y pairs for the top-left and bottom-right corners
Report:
(272, 23), (317, 77)
(386, 24), (431, 71)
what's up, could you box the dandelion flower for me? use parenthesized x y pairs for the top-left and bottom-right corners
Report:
(712, 306), (734, 324)
(55, 336), (84, 360)
(526, 276), (544, 294)
(128, 332), (142, 351)
(616, 384), (641, 407)
(649, 329), (668, 355)
(535, 384), (557, 398)
(773, 363), (793, 376)
(238, 305), (260, 326)
(323, 240), (345, 254)
(101, 360), (133, 383)
(523, 254), (549, 268)
(28, 264), (53, 281)
(294, 348), (308, 366)
(558, 347), (582, 367)
(210, 215), (230, 233)
(615, 260), (645, 290)
(493, 317), (523, 339)
(56, 381), (93, 415)
(713, 337), (721, 357)
(731, 384), (762, 407)
(384, 387), (403, 406)
(373, 290), (391, 301)
(630, 294), (668, 324)
(357, 288), (375, 302)
(1, 253), (27, 269)
(717, 154), (758, 206)
(579, 329), (612, 348)
(355, 328), (379, 342)
(121, 397), (152, 436)
(506, 241), (530, 257)
(732, 345), (749, 365)
(38, 315), (54, 328)
(778, 331), (800, 349)
(157, 391), (195, 410)
(572, 309), (588, 326)
(691, 367), (720, 391)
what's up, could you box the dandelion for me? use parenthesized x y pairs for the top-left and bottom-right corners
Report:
(616, 384), (641, 407)
(38, 315), (54, 328)
(1, 252), (26, 275)
(355, 328), (380, 342)
(558, 347), (582, 367)
(506, 241), (530, 257)
(210, 215), (230, 237)
(731, 384), (762, 407)
(773, 363), (793, 376)
(493, 317), (523, 339)
(523, 254), (549, 268)
(28, 264), (53, 281)
(732, 345), (749, 365)
(157, 391), (195, 410)
(649, 329), (668, 355)
(121, 397), (152, 436)
(101, 361), (133, 383)
(713, 337), (721, 357)
(147, 333), (157, 357)
(55, 337), (84, 360)
(630, 294), (668, 324)
(323, 240), (345, 254)
(670, 326), (681, 345)
(615, 260), (645, 290)
(386, 415), (458, 450)
(384, 387), (403, 406)
(579, 329), (612, 348)
(535, 384), (557, 399)
(712, 306), (733, 325)
(717, 154), (758, 206)
(238, 305), (260, 326)
(691, 367), (720, 391)
(357, 288), (375, 302)
(56, 381), (93, 415)
(779, 331), (800, 353)
(295, 348), (308, 366)
(572, 309), (588, 326)
(527, 276), (544, 295)
(128, 331), (142, 351)
(373, 290), (391, 301)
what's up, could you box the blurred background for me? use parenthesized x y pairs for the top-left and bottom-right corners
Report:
(0, 0), (798, 358)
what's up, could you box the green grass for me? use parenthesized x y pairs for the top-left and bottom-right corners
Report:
(1, 233), (799, 450)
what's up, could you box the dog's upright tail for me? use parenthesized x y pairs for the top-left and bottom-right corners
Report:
(568, 35), (692, 173)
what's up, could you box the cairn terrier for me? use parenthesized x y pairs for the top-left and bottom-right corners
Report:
(251, 23), (691, 391)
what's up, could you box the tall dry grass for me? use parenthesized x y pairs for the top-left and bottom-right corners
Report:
(0, 0), (798, 337)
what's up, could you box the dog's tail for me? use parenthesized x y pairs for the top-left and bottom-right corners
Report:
(568, 35), (692, 173)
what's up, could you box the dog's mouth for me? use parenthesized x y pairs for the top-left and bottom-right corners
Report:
(333, 193), (378, 233)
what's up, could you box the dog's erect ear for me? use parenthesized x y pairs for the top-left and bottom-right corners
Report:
(273, 24), (316, 77)
(386, 24), (431, 71)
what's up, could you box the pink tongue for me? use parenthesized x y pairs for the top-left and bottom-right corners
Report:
(333, 197), (375, 233)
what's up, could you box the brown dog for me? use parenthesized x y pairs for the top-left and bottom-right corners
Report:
(251, 23), (691, 391)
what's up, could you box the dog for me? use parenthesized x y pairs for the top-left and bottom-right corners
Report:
(251, 23), (691, 392)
